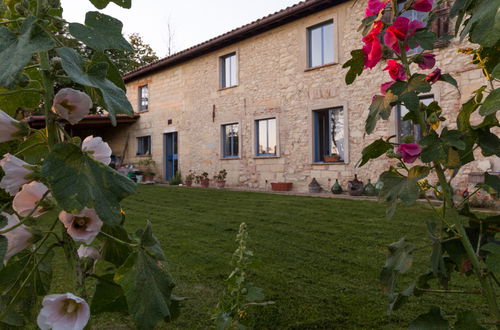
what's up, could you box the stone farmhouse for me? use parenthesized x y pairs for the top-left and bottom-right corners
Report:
(102, 0), (498, 191)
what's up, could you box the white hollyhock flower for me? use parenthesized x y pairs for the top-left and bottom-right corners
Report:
(0, 110), (22, 143)
(0, 154), (32, 196)
(59, 208), (103, 244)
(12, 182), (49, 218)
(37, 293), (90, 330)
(82, 136), (111, 165)
(51, 88), (92, 125)
(77, 245), (100, 260)
(1, 212), (32, 264)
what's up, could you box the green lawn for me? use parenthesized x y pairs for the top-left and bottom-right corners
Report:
(92, 186), (486, 329)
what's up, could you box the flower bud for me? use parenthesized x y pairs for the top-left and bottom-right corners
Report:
(51, 88), (92, 125)
(0, 154), (32, 196)
(1, 212), (33, 264)
(12, 182), (49, 218)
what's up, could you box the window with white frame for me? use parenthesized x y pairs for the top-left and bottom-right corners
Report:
(256, 118), (277, 156)
(220, 53), (237, 88)
(138, 85), (149, 112)
(136, 136), (151, 156)
(396, 95), (434, 142)
(313, 107), (345, 162)
(307, 20), (334, 68)
(222, 123), (239, 158)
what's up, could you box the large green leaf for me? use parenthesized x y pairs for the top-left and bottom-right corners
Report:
(479, 88), (500, 116)
(379, 169), (424, 218)
(89, 0), (131, 9)
(342, 49), (364, 85)
(390, 75), (431, 112)
(69, 12), (132, 52)
(91, 273), (128, 314)
(408, 30), (437, 50)
(42, 142), (136, 225)
(477, 129), (500, 157)
(17, 130), (48, 164)
(138, 221), (166, 262)
(468, 0), (500, 47)
(380, 238), (414, 295)
(56, 47), (133, 125)
(409, 306), (449, 330)
(0, 83), (41, 116)
(0, 16), (54, 88)
(115, 250), (176, 330)
(100, 224), (133, 267)
(359, 139), (393, 167)
(91, 52), (126, 91)
(365, 93), (397, 134)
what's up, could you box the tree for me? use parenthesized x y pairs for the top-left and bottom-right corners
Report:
(108, 33), (159, 74)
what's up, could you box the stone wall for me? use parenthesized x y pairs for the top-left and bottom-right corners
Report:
(106, 0), (499, 192)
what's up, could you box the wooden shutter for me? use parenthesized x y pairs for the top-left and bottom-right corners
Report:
(432, 0), (451, 48)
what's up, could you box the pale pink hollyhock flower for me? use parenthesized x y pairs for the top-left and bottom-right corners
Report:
(1, 212), (33, 264)
(51, 88), (92, 125)
(0, 154), (32, 196)
(12, 182), (49, 218)
(37, 293), (90, 330)
(397, 143), (422, 163)
(0, 110), (22, 143)
(77, 245), (100, 260)
(82, 136), (112, 165)
(59, 208), (103, 244)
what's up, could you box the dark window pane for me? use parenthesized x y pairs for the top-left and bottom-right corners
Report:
(139, 85), (148, 111)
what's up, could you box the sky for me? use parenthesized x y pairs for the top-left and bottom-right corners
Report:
(60, 0), (301, 58)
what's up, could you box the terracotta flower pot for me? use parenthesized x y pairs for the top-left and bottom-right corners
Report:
(185, 180), (193, 187)
(271, 182), (293, 191)
(216, 180), (226, 189)
(143, 174), (155, 182)
(200, 179), (210, 188)
(324, 155), (341, 162)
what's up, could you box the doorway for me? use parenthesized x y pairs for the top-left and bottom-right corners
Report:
(164, 132), (178, 181)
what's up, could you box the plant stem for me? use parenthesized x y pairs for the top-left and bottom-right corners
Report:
(0, 88), (41, 96)
(99, 231), (138, 248)
(435, 163), (500, 325)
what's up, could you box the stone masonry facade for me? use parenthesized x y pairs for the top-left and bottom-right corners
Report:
(104, 0), (499, 192)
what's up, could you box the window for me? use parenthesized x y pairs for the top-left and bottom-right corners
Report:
(220, 53), (237, 88)
(397, 95), (434, 141)
(313, 107), (345, 162)
(136, 136), (151, 156)
(256, 118), (277, 156)
(222, 123), (239, 158)
(138, 85), (148, 112)
(307, 21), (334, 68)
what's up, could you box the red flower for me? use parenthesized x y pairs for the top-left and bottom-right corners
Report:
(384, 17), (424, 53)
(425, 68), (441, 83)
(416, 53), (436, 70)
(365, 0), (390, 17)
(396, 143), (422, 163)
(362, 21), (384, 69)
(380, 81), (394, 94)
(412, 0), (433, 12)
(384, 59), (406, 81)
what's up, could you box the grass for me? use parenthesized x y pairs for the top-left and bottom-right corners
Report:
(81, 185), (487, 329)
(45, 185), (489, 329)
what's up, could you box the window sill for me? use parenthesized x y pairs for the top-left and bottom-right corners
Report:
(311, 161), (347, 165)
(254, 155), (280, 159)
(218, 85), (238, 92)
(304, 62), (338, 72)
(220, 157), (241, 160)
(136, 110), (150, 114)
(136, 154), (152, 157)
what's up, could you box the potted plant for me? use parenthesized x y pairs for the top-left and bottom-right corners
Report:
(138, 157), (156, 183)
(271, 175), (293, 191)
(214, 169), (228, 189)
(168, 170), (182, 186)
(196, 172), (210, 188)
(324, 154), (341, 162)
(185, 171), (195, 187)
